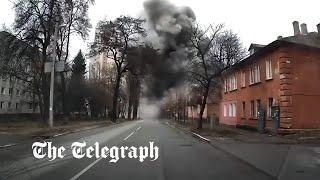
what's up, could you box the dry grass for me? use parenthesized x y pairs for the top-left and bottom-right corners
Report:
(0, 119), (113, 137)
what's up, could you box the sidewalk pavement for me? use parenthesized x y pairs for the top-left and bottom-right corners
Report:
(209, 138), (320, 180)
(169, 121), (320, 180)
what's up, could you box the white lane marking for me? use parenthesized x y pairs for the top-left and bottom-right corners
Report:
(53, 133), (68, 137)
(70, 123), (141, 179)
(0, 143), (16, 148)
(70, 151), (109, 180)
(192, 132), (211, 142)
(124, 131), (135, 141)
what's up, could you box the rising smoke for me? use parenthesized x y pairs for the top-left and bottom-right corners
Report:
(142, 0), (196, 99)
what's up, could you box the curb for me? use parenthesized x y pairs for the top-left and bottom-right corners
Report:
(0, 143), (16, 148)
(192, 132), (211, 143)
(165, 121), (210, 143)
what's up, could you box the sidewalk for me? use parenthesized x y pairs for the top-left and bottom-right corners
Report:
(0, 119), (115, 147)
(210, 138), (320, 179)
(169, 121), (320, 180)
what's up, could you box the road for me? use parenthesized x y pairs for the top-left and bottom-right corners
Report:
(0, 119), (274, 180)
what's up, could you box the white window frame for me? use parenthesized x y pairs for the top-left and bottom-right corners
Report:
(229, 104), (233, 117)
(223, 104), (227, 117)
(241, 71), (246, 87)
(266, 60), (273, 80)
(228, 74), (237, 91)
(249, 65), (261, 85)
(224, 79), (228, 93)
(234, 75), (237, 90)
(232, 103), (236, 117)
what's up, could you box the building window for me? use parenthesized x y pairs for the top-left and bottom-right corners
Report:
(250, 100), (255, 118)
(8, 88), (13, 95)
(256, 99), (261, 118)
(242, 101), (246, 117)
(0, 101), (4, 109)
(8, 102), (11, 109)
(228, 74), (237, 91)
(16, 103), (19, 110)
(223, 104), (227, 117)
(266, 60), (273, 80)
(241, 71), (246, 87)
(0, 87), (4, 95)
(28, 103), (33, 110)
(268, 98), (274, 118)
(232, 103), (236, 117)
(229, 104), (233, 117)
(224, 79), (228, 93)
(249, 65), (261, 84)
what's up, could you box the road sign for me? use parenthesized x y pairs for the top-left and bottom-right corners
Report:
(44, 61), (65, 73)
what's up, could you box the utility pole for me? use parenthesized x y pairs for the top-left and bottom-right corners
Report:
(48, 23), (59, 128)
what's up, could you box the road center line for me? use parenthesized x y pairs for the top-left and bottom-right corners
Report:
(70, 124), (141, 179)
(69, 151), (109, 180)
(124, 131), (135, 141)
(135, 126), (141, 131)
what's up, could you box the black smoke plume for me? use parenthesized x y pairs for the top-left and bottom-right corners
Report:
(142, 0), (196, 99)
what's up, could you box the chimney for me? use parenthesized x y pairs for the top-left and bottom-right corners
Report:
(292, 21), (300, 36)
(317, 23), (320, 35)
(300, 23), (308, 35)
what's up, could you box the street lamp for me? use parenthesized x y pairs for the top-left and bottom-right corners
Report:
(47, 23), (66, 128)
(48, 23), (59, 128)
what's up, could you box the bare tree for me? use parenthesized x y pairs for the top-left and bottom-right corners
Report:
(91, 16), (146, 122)
(55, 0), (94, 118)
(6, 0), (93, 122)
(187, 23), (245, 129)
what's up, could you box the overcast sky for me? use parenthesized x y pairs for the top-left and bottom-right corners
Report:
(0, 0), (319, 59)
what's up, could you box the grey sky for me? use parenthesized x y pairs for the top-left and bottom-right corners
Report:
(1, 0), (319, 59)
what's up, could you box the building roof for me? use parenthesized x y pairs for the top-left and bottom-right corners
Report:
(248, 43), (266, 51)
(281, 32), (320, 49)
(226, 32), (320, 72)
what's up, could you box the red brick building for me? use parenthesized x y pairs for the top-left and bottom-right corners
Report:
(220, 22), (320, 132)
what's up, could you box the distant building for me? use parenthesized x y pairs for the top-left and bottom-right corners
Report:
(187, 85), (220, 122)
(0, 31), (40, 115)
(89, 52), (114, 80)
(220, 22), (320, 133)
(0, 76), (39, 114)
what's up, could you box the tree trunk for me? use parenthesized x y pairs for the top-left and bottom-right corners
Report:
(127, 98), (133, 120)
(132, 95), (139, 119)
(60, 72), (68, 117)
(198, 83), (210, 129)
(111, 72), (121, 122)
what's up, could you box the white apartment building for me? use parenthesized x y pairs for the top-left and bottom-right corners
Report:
(0, 76), (39, 114)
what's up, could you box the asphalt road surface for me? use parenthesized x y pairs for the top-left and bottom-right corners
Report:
(0, 119), (274, 180)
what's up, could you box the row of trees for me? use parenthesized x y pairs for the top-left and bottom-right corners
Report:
(89, 15), (245, 127)
(0, 0), (94, 122)
(0, 0), (245, 129)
